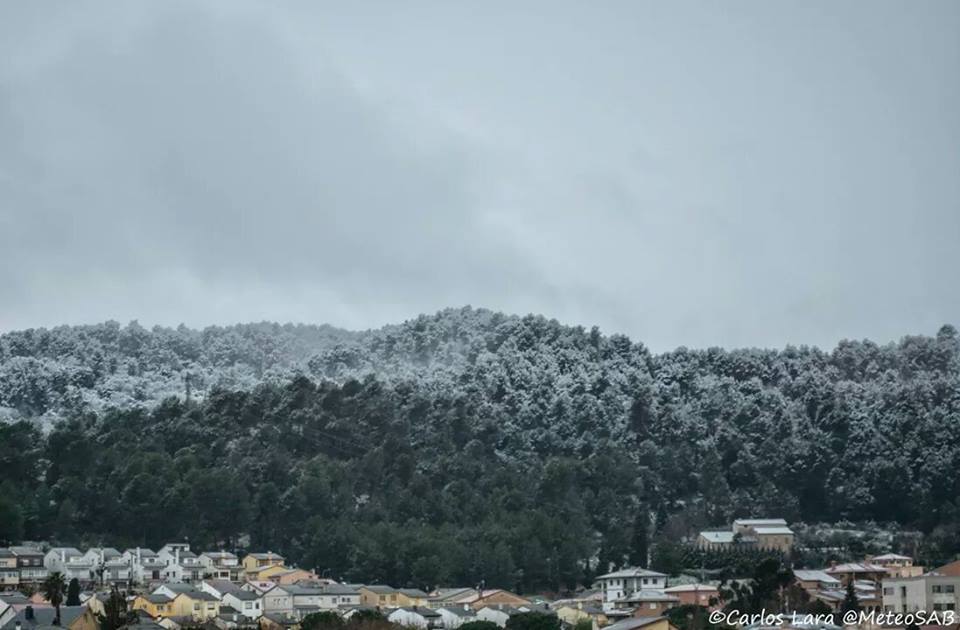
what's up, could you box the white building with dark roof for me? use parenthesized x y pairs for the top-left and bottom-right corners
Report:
(592, 567), (667, 612)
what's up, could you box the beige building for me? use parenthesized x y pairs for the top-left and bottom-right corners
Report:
(882, 575), (960, 613)
(697, 519), (794, 552)
(870, 553), (924, 578)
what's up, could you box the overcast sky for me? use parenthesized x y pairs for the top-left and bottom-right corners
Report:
(1, 1), (958, 351)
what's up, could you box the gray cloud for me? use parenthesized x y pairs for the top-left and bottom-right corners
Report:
(1, 0), (958, 350)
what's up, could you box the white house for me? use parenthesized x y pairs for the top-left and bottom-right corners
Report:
(285, 585), (325, 619)
(122, 548), (165, 585)
(242, 581), (277, 597)
(224, 590), (264, 620)
(262, 585), (295, 616)
(199, 552), (241, 582)
(435, 606), (477, 629)
(593, 568), (667, 612)
(320, 584), (360, 609)
(79, 548), (130, 586)
(388, 608), (442, 629)
(157, 544), (203, 584)
(476, 606), (523, 628)
(43, 548), (90, 582)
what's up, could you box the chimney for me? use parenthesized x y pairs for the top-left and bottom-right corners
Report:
(61, 549), (66, 564)
(15, 622), (22, 630)
(25, 606), (34, 620)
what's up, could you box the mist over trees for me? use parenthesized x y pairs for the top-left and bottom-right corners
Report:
(1, 307), (959, 589)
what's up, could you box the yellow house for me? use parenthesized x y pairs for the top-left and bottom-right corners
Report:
(359, 585), (399, 608)
(556, 603), (609, 630)
(169, 591), (221, 621)
(272, 568), (320, 585)
(0, 549), (19, 587)
(250, 564), (293, 582)
(396, 589), (430, 607)
(133, 594), (177, 618)
(243, 553), (286, 577)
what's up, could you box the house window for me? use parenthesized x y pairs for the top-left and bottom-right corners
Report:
(946, 585), (956, 593)
(933, 586), (943, 593)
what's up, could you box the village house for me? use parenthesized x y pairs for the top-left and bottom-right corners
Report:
(269, 568), (319, 586)
(238, 581), (273, 597)
(824, 562), (887, 586)
(932, 560), (960, 577)
(0, 550), (20, 588)
(869, 553), (924, 578)
(388, 607), (442, 629)
(313, 583), (359, 609)
(132, 594), (177, 618)
(223, 589), (263, 619)
(171, 590), (222, 621)
(619, 591), (679, 617)
(159, 545), (203, 584)
(358, 585), (400, 608)
(396, 589), (430, 608)
(262, 584), (299, 616)
(0, 605), (99, 630)
(593, 568), (667, 612)
(123, 548), (165, 585)
(555, 602), (609, 630)
(242, 553), (285, 580)
(882, 574), (960, 614)
(199, 552), (242, 582)
(9, 547), (47, 585)
(43, 548), (88, 583)
(696, 519), (794, 552)
(428, 588), (476, 608)
(662, 584), (719, 609)
(476, 605), (524, 627)
(78, 548), (130, 586)
(434, 606), (477, 629)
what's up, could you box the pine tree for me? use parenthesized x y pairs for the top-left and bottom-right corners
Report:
(66, 578), (81, 606)
(840, 581), (861, 614)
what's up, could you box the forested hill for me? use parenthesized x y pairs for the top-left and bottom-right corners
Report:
(1, 308), (959, 590)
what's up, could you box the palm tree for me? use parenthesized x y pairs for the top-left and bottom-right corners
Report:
(42, 571), (67, 626)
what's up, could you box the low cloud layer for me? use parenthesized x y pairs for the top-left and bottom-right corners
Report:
(1, 1), (958, 350)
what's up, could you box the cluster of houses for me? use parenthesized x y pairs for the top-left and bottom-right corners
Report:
(793, 555), (960, 615)
(2, 528), (960, 630)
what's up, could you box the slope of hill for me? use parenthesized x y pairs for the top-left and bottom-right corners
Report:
(1, 307), (958, 590)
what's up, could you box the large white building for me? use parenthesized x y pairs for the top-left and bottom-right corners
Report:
(882, 575), (960, 614)
(593, 567), (667, 612)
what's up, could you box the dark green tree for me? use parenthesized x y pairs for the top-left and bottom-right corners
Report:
(98, 586), (134, 630)
(66, 578), (81, 606)
(505, 612), (561, 630)
(840, 581), (860, 614)
(301, 611), (344, 630)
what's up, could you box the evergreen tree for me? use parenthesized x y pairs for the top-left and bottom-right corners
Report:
(66, 578), (81, 606)
(840, 581), (861, 614)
